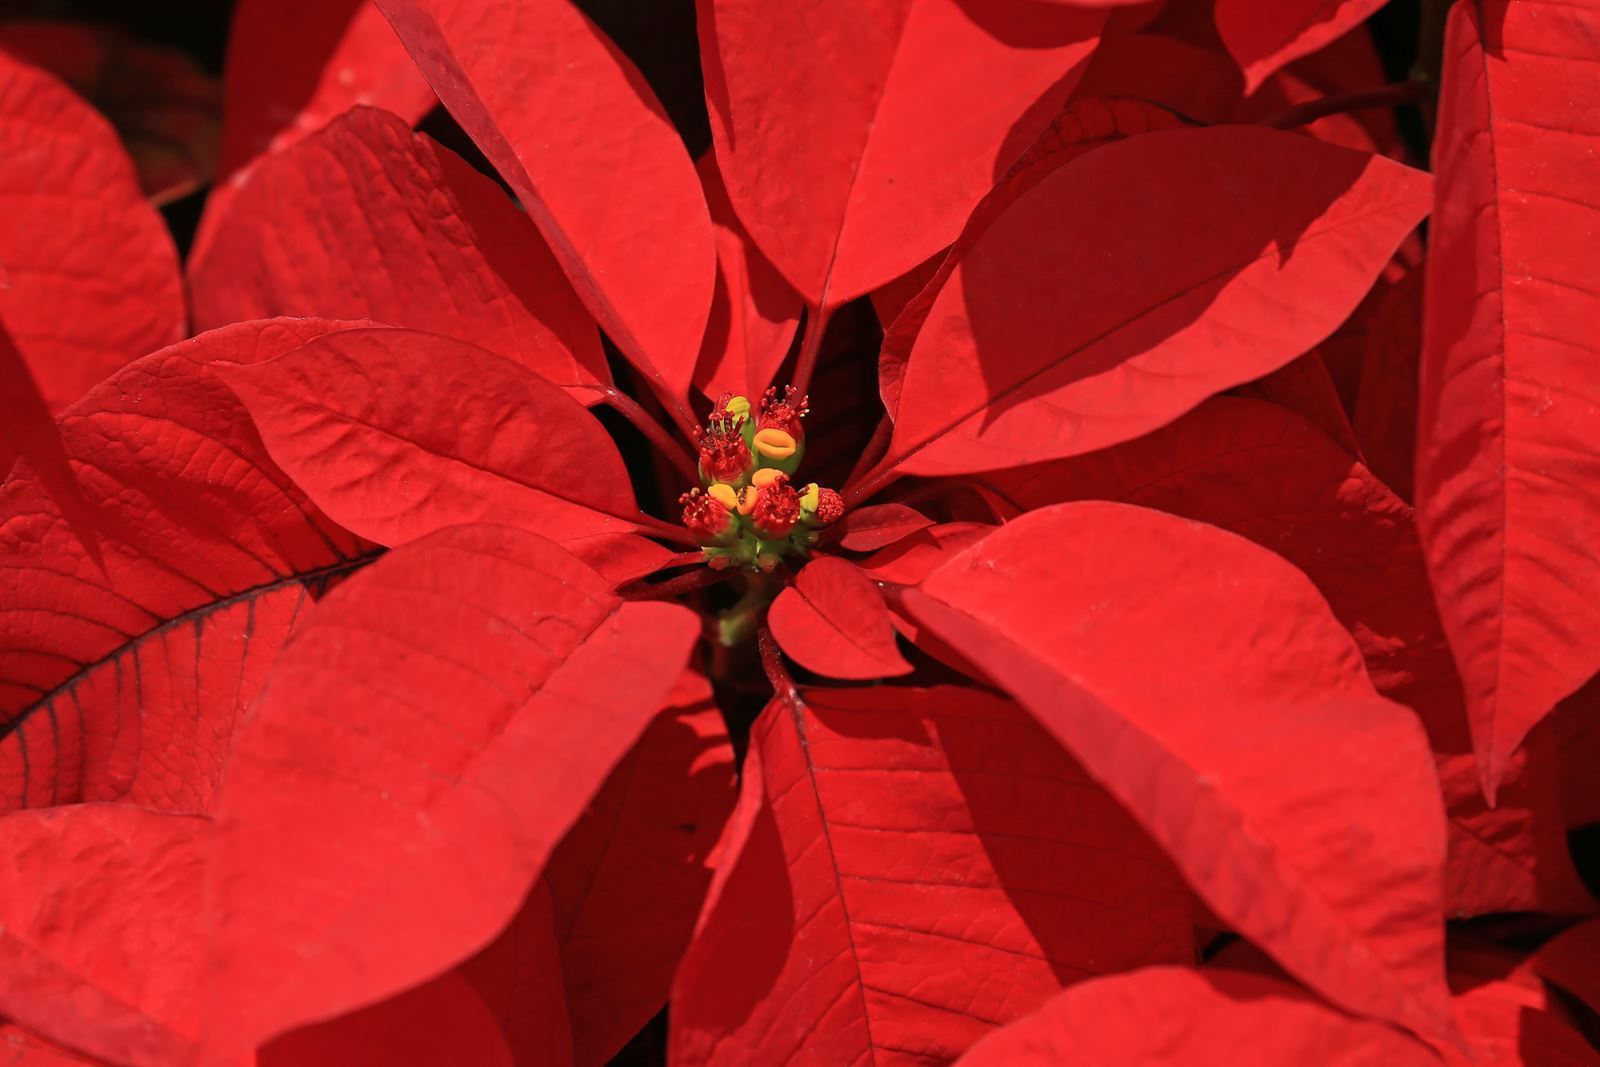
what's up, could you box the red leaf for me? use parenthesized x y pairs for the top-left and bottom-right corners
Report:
(471, 671), (736, 1066)
(0, 22), (220, 205)
(1532, 919), (1600, 1019)
(202, 524), (698, 1059)
(260, 973), (515, 1067)
(1353, 268), (1424, 501)
(545, 673), (735, 1065)
(1215, 0), (1389, 93)
(0, 805), (209, 1066)
(1445, 939), (1598, 1067)
(956, 966), (1438, 1065)
(215, 327), (643, 548)
(191, 107), (609, 398)
(855, 522), (993, 586)
(0, 52), (183, 410)
(700, 0), (1105, 308)
(832, 503), (934, 553)
(691, 154), (802, 404)
(979, 398), (1593, 917)
(768, 557), (912, 680)
(671, 685), (1193, 1065)
(1233, 350), (1360, 457)
(460, 882), (574, 1067)
(903, 502), (1456, 1042)
(1416, 0), (1600, 799)
(0, 319), (371, 816)
(217, 0), (434, 178)
(0, 1023), (101, 1065)
(872, 126), (1430, 485)
(375, 0), (714, 400)
(1555, 677), (1600, 828)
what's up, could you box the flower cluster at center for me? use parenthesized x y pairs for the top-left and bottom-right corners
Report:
(680, 388), (843, 571)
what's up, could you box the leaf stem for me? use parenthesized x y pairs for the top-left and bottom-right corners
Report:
(619, 564), (736, 600)
(631, 511), (698, 546)
(1261, 80), (1433, 131)
(757, 625), (805, 714)
(790, 304), (835, 397)
(598, 387), (700, 483)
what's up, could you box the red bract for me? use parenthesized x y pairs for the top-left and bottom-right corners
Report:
(3, 2), (1599, 1064)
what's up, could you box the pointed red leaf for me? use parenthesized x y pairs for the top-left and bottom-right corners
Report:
(545, 672), (735, 1065)
(671, 685), (1193, 1065)
(1215, 0), (1389, 93)
(1233, 350), (1360, 456)
(1416, 0), (1600, 799)
(979, 398), (1592, 917)
(0, 319), (372, 817)
(1445, 940), (1598, 1066)
(903, 502), (1455, 1042)
(0, 52), (183, 409)
(375, 0), (713, 400)
(216, 327), (642, 548)
(855, 522), (993, 587)
(203, 524), (697, 1059)
(260, 973), (515, 1067)
(957, 966), (1438, 1066)
(0, 1024), (101, 1065)
(0, 804), (209, 1066)
(460, 882), (574, 1067)
(768, 557), (911, 680)
(1532, 919), (1600, 1018)
(217, 0), (434, 178)
(471, 671), (736, 1066)
(831, 503), (934, 553)
(700, 0), (1105, 308)
(873, 126), (1429, 486)
(692, 154), (802, 404)
(191, 107), (608, 397)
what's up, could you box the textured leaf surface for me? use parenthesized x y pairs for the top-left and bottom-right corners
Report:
(981, 398), (1593, 917)
(203, 524), (697, 1058)
(832, 503), (933, 553)
(1215, 0), (1390, 93)
(469, 671), (736, 1067)
(692, 154), (802, 404)
(905, 502), (1455, 1041)
(217, 0), (433, 178)
(1416, 0), (1600, 798)
(768, 557), (911, 680)
(0, 804), (208, 1067)
(217, 327), (640, 548)
(956, 966), (1437, 1066)
(1444, 940), (1598, 1066)
(259, 972), (515, 1067)
(459, 882), (574, 1067)
(0, 319), (371, 817)
(191, 107), (607, 396)
(0, 52), (183, 409)
(700, 0), (1105, 307)
(671, 685), (1193, 1066)
(855, 523), (992, 586)
(377, 0), (713, 397)
(879, 126), (1430, 480)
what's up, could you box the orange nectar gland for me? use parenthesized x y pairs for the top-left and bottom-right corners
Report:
(682, 389), (840, 571)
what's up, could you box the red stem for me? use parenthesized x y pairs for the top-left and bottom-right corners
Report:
(598, 387), (700, 484)
(620, 564), (737, 601)
(790, 304), (835, 398)
(631, 511), (698, 546)
(757, 625), (805, 713)
(1262, 80), (1432, 131)
(843, 414), (893, 492)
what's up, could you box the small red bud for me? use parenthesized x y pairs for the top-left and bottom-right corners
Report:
(680, 489), (739, 546)
(749, 475), (802, 539)
(758, 385), (809, 440)
(696, 412), (752, 485)
(812, 488), (844, 526)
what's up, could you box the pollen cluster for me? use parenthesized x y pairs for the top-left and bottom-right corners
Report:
(681, 388), (843, 571)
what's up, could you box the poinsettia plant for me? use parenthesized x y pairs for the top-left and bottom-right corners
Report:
(2, 0), (1599, 1064)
